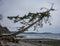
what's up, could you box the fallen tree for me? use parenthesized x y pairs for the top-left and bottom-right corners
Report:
(8, 4), (55, 36)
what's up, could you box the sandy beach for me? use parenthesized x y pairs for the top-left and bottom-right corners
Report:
(0, 38), (60, 46)
(0, 40), (52, 46)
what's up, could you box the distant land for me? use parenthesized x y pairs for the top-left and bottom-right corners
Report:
(22, 32), (53, 34)
(11, 31), (60, 34)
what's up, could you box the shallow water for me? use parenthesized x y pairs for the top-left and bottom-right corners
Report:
(17, 33), (60, 40)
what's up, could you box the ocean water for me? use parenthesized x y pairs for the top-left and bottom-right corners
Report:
(17, 33), (60, 40)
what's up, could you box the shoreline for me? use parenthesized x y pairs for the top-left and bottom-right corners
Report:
(16, 37), (60, 41)
(0, 38), (60, 46)
(18, 38), (60, 46)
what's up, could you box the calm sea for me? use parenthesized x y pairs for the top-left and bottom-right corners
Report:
(17, 33), (60, 40)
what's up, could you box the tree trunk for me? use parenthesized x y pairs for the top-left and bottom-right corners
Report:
(11, 19), (40, 36)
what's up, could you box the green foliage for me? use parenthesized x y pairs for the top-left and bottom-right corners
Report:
(7, 4), (55, 34)
(0, 14), (3, 20)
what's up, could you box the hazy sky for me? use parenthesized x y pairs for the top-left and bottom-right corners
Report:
(0, 0), (60, 33)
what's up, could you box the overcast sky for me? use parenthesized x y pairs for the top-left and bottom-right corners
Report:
(0, 0), (60, 33)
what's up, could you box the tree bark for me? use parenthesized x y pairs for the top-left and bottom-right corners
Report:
(11, 19), (40, 36)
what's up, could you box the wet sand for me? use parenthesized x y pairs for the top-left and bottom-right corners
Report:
(18, 38), (60, 46)
(0, 38), (60, 46)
